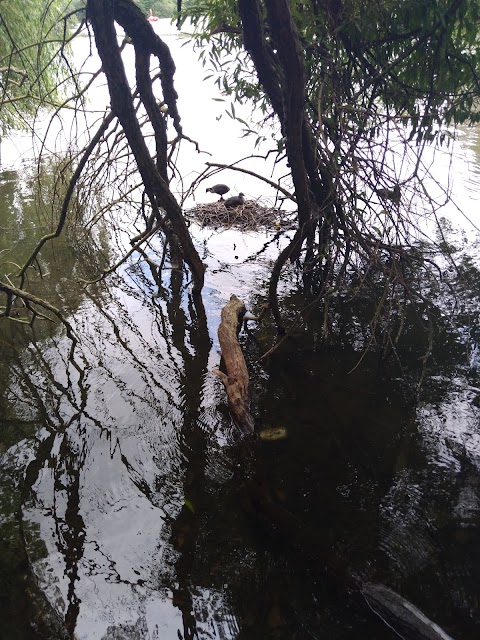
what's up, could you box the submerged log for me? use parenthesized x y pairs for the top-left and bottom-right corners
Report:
(362, 583), (455, 640)
(214, 294), (255, 433)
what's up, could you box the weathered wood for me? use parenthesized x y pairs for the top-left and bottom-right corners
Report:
(362, 583), (455, 640)
(214, 294), (255, 433)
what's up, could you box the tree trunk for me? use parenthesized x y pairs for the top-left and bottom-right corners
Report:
(86, 0), (205, 293)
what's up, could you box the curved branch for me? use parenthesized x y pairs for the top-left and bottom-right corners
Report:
(268, 229), (303, 334)
(18, 111), (115, 287)
(264, 0), (311, 234)
(0, 281), (77, 344)
(237, 0), (285, 118)
(87, 0), (205, 293)
(113, 0), (184, 137)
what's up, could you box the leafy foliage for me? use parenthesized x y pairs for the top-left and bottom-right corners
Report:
(178, 0), (480, 337)
(0, 0), (75, 132)
(182, 0), (480, 140)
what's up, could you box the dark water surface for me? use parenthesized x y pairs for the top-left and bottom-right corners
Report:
(1, 158), (480, 640)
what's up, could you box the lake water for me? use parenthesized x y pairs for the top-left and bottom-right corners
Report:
(1, 18), (480, 640)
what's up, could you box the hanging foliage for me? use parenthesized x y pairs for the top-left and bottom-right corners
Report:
(0, 0), (79, 132)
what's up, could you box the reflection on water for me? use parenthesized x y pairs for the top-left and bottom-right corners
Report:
(1, 151), (480, 639)
(1, 19), (480, 640)
(1, 276), (213, 638)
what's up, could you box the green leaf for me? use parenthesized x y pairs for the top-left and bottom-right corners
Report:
(184, 498), (195, 513)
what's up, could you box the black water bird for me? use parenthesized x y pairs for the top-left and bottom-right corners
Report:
(224, 193), (245, 208)
(376, 184), (401, 203)
(206, 184), (230, 200)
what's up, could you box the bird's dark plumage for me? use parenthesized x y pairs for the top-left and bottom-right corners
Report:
(376, 185), (401, 203)
(224, 193), (245, 208)
(206, 184), (230, 200)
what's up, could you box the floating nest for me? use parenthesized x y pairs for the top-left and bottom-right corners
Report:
(185, 199), (295, 232)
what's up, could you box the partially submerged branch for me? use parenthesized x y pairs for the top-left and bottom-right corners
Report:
(18, 112), (115, 287)
(362, 583), (456, 640)
(214, 294), (254, 433)
(0, 281), (77, 346)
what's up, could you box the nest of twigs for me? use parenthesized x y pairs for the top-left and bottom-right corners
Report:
(185, 199), (294, 232)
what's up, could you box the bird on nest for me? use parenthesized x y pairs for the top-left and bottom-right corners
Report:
(206, 184), (230, 200)
(224, 193), (245, 208)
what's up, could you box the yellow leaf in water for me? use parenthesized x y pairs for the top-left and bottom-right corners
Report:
(184, 498), (195, 513)
(259, 427), (288, 441)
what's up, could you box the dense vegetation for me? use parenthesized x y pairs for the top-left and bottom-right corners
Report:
(179, 0), (480, 335)
(0, 0), (77, 132)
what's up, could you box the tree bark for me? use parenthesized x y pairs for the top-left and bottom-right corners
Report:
(86, 0), (205, 293)
(238, 0), (318, 328)
(214, 295), (255, 433)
